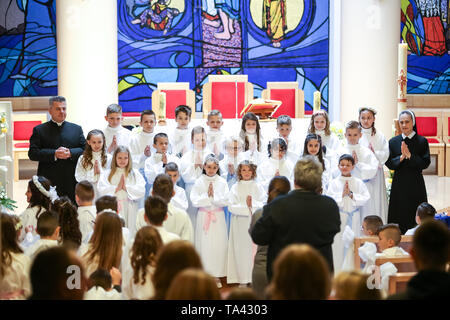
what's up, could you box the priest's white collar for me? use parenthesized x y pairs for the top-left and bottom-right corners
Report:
(51, 119), (64, 126)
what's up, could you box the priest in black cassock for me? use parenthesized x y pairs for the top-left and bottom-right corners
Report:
(385, 110), (430, 234)
(29, 96), (86, 203)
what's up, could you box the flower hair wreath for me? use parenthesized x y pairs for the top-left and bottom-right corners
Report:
(32, 175), (58, 203)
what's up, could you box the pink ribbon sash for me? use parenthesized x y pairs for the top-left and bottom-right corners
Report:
(199, 207), (223, 233)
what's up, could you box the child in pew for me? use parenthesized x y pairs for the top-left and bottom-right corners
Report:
(308, 110), (341, 165)
(75, 181), (97, 244)
(75, 129), (111, 199)
(334, 121), (379, 219)
(129, 110), (158, 204)
(326, 154), (370, 273)
(206, 109), (225, 160)
(135, 174), (194, 243)
(219, 136), (245, 189)
(170, 105), (192, 158)
(165, 162), (188, 211)
(277, 115), (302, 164)
(25, 211), (59, 261)
(97, 146), (145, 236)
(143, 196), (180, 244)
(84, 268), (122, 300)
(405, 202), (436, 235)
(179, 126), (212, 227)
(103, 104), (132, 154)
(361, 215), (384, 236)
(144, 133), (179, 190)
(257, 137), (294, 191)
(302, 133), (331, 190)
(240, 112), (266, 166)
(377, 223), (409, 257)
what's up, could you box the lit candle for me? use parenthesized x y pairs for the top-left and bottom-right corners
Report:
(397, 41), (408, 114)
(313, 91), (321, 111)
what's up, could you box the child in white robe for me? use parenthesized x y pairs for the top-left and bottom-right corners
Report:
(122, 226), (163, 300)
(97, 146), (145, 237)
(326, 154), (370, 273)
(219, 136), (245, 189)
(276, 115), (302, 164)
(240, 112), (266, 166)
(257, 138), (294, 191)
(84, 268), (122, 300)
(169, 105), (192, 158)
(190, 155), (229, 281)
(206, 110), (225, 159)
(75, 181), (97, 244)
(103, 104), (132, 154)
(308, 110), (341, 166)
(302, 133), (331, 191)
(144, 133), (179, 188)
(227, 160), (265, 285)
(0, 213), (31, 300)
(377, 224), (409, 257)
(25, 211), (59, 261)
(75, 129), (112, 200)
(179, 126), (212, 227)
(334, 121), (378, 218)
(165, 162), (188, 211)
(358, 107), (389, 223)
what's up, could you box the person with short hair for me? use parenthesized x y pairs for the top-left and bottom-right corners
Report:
(164, 162), (188, 211)
(103, 103), (132, 154)
(206, 110), (225, 159)
(170, 105), (192, 157)
(251, 155), (341, 279)
(377, 223), (409, 257)
(84, 268), (122, 300)
(388, 220), (450, 299)
(75, 181), (97, 243)
(28, 96), (86, 202)
(24, 211), (60, 260)
(405, 202), (437, 236)
(144, 195), (180, 244)
(362, 215), (383, 236)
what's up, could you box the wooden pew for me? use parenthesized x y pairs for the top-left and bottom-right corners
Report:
(388, 272), (416, 295)
(375, 255), (416, 273)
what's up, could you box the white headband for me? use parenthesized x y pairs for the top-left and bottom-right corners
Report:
(400, 110), (416, 126)
(32, 176), (58, 203)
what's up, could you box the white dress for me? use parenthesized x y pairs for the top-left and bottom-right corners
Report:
(315, 130), (341, 167)
(256, 157), (294, 191)
(104, 125), (132, 152)
(326, 175), (370, 273)
(144, 152), (179, 186)
(360, 127), (389, 223)
(121, 248), (155, 300)
(334, 143), (379, 219)
(75, 152), (112, 199)
(0, 252), (31, 300)
(219, 153), (246, 189)
(227, 180), (265, 284)
(241, 133), (267, 166)
(206, 128), (224, 156)
(97, 168), (145, 236)
(190, 174), (229, 278)
(19, 206), (44, 237)
(169, 127), (191, 156)
(77, 205), (97, 244)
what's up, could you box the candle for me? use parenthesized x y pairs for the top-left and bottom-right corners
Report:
(313, 91), (321, 111)
(159, 91), (166, 120)
(397, 42), (408, 114)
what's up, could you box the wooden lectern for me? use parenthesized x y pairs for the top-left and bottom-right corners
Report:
(240, 98), (282, 120)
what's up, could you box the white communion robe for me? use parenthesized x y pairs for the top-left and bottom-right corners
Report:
(190, 174), (229, 278)
(97, 168), (145, 236)
(20, 206), (44, 238)
(129, 130), (156, 170)
(144, 152), (180, 186)
(283, 134), (303, 165)
(169, 127), (191, 156)
(104, 125), (132, 152)
(77, 205), (97, 244)
(206, 128), (225, 156)
(256, 157), (294, 191)
(334, 143), (378, 219)
(227, 180), (265, 284)
(121, 249), (156, 300)
(0, 252), (31, 300)
(171, 184), (188, 211)
(241, 132), (267, 167)
(326, 175), (370, 273)
(75, 152), (112, 199)
(219, 153), (246, 189)
(360, 128), (389, 223)
(314, 130), (342, 167)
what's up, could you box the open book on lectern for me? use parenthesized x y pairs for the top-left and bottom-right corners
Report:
(240, 98), (282, 120)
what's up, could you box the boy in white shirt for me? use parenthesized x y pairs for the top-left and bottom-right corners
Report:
(75, 181), (97, 244)
(84, 268), (122, 300)
(25, 211), (59, 260)
(165, 162), (188, 211)
(143, 195), (180, 244)
(129, 110), (157, 169)
(170, 105), (192, 158)
(144, 133), (179, 187)
(405, 202), (436, 236)
(103, 104), (132, 154)
(377, 224), (409, 257)
(276, 115), (301, 164)
(206, 110), (225, 159)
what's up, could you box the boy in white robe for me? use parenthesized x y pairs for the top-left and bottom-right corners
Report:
(75, 181), (97, 244)
(276, 115), (302, 164)
(143, 196), (180, 244)
(103, 104), (132, 154)
(220, 136), (245, 189)
(359, 107), (390, 223)
(227, 160), (265, 285)
(377, 224), (409, 257)
(206, 110), (225, 160)
(190, 155), (229, 282)
(25, 211), (60, 261)
(326, 154), (370, 274)
(333, 121), (378, 219)
(169, 105), (192, 158)
(165, 162), (188, 211)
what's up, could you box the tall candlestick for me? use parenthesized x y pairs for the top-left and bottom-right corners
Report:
(158, 91), (167, 126)
(313, 91), (321, 111)
(397, 41), (408, 115)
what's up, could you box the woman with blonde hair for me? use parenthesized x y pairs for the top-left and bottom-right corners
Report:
(269, 244), (331, 300)
(152, 240), (203, 300)
(166, 268), (221, 300)
(80, 210), (123, 277)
